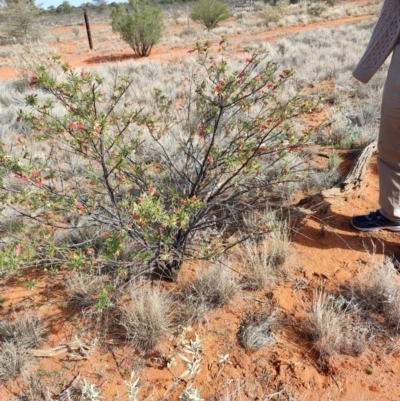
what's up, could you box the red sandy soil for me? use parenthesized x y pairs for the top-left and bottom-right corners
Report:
(3, 6), (400, 401)
(2, 157), (400, 401)
(0, 13), (374, 80)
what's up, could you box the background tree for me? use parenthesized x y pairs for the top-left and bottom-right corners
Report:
(56, 0), (73, 13)
(190, 0), (231, 30)
(0, 0), (41, 42)
(92, 0), (108, 13)
(111, 0), (163, 57)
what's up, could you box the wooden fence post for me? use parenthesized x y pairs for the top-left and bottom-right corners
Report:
(84, 11), (93, 50)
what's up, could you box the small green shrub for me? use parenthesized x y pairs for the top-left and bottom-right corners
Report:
(0, 0), (41, 43)
(190, 0), (231, 30)
(1, 41), (314, 281)
(111, 0), (164, 57)
(261, 4), (282, 26)
(307, 3), (327, 17)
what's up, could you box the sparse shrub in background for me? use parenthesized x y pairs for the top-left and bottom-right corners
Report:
(56, 0), (73, 14)
(307, 3), (327, 17)
(190, 0), (231, 30)
(260, 4), (283, 26)
(92, 0), (108, 13)
(1, 41), (313, 281)
(111, 0), (164, 57)
(0, 314), (45, 350)
(72, 26), (80, 38)
(0, 0), (41, 43)
(119, 285), (174, 351)
(322, 0), (341, 6)
(351, 258), (400, 332)
(238, 309), (277, 350)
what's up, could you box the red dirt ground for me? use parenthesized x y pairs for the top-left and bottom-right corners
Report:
(3, 5), (400, 401)
(0, 13), (374, 80)
(2, 158), (400, 401)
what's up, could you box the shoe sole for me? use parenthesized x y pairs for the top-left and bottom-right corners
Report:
(351, 220), (400, 232)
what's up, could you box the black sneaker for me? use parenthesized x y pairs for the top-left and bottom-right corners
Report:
(351, 210), (400, 232)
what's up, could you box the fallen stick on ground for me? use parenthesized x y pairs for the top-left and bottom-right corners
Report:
(322, 139), (378, 198)
(277, 139), (378, 218)
(26, 338), (93, 360)
(55, 373), (81, 401)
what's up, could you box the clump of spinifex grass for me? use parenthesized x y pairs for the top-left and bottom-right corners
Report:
(0, 314), (45, 350)
(119, 284), (174, 352)
(0, 343), (25, 382)
(0, 314), (45, 383)
(239, 210), (291, 290)
(238, 309), (277, 350)
(350, 258), (400, 332)
(304, 290), (366, 362)
(177, 262), (240, 324)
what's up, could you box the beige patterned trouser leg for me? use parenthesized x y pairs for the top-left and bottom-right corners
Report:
(378, 42), (400, 222)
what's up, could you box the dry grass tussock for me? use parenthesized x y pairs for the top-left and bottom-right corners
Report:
(0, 342), (26, 382)
(239, 239), (276, 291)
(350, 257), (400, 332)
(66, 272), (111, 311)
(304, 290), (366, 361)
(237, 308), (277, 350)
(119, 284), (174, 351)
(0, 313), (45, 349)
(0, 314), (45, 383)
(240, 210), (291, 290)
(178, 262), (240, 324)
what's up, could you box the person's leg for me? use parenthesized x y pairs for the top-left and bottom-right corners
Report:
(378, 42), (400, 221)
(352, 43), (400, 231)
